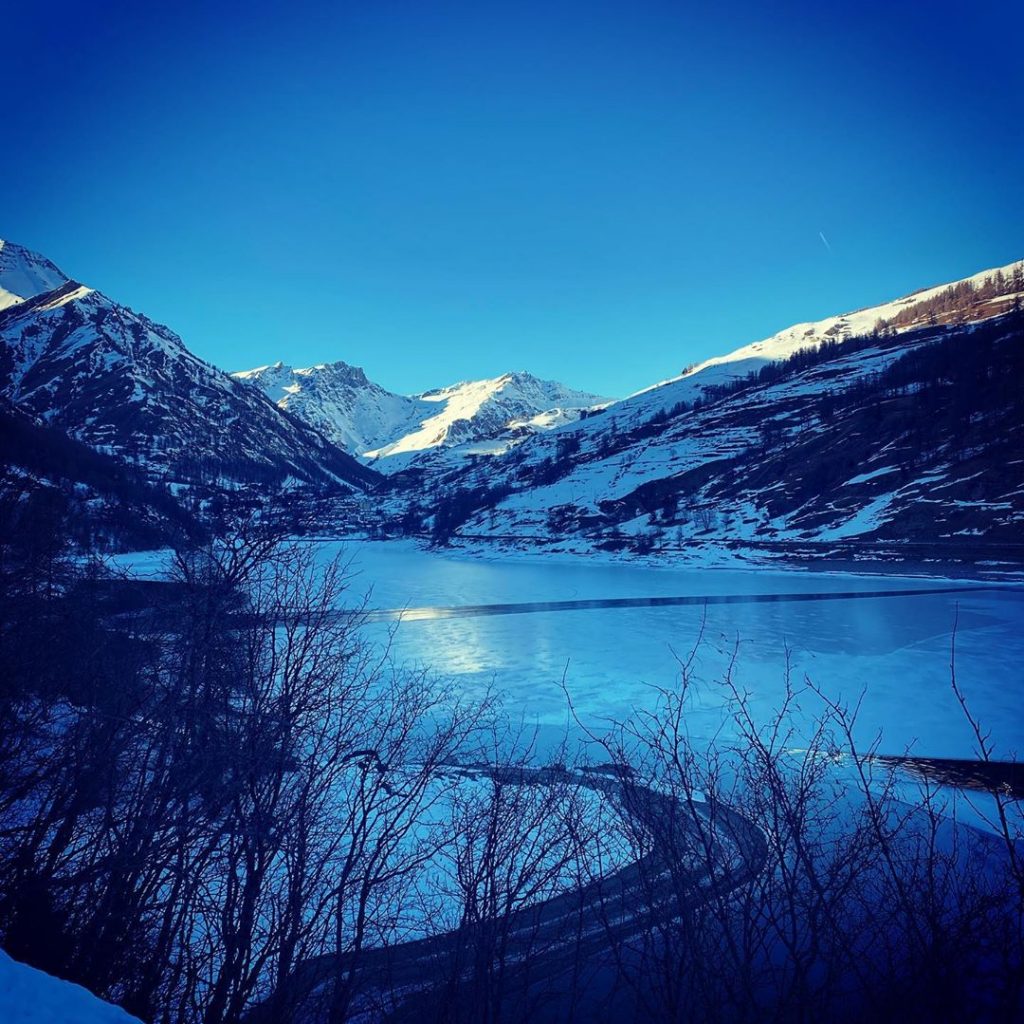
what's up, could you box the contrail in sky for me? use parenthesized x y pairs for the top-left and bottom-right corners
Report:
(819, 231), (832, 252)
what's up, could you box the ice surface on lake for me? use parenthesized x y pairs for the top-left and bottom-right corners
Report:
(109, 541), (1024, 761)
(333, 542), (1024, 762)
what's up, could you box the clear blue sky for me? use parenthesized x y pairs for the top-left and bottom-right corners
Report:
(5, 0), (1022, 397)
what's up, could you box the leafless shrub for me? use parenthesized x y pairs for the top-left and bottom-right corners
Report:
(567, 619), (1024, 1024)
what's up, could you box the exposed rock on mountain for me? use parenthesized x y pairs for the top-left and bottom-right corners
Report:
(234, 361), (610, 472)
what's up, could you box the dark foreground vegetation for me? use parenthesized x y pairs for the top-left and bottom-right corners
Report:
(1, 507), (1022, 1023)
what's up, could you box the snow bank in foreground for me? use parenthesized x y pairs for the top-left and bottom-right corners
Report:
(0, 951), (142, 1024)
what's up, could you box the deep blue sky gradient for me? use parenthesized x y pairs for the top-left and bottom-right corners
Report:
(5, 0), (1022, 396)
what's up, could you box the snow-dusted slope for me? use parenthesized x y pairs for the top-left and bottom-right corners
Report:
(537, 259), (1024, 445)
(234, 360), (429, 455)
(0, 950), (142, 1024)
(677, 258), (1023, 380)
(0, 241), (379, 493)
(0, 240), (69, 312)
(235, 361), (610, 470)
(425, 258), (1023, 553)
(365, 372), (610, 462)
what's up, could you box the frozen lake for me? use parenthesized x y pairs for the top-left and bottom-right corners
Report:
(113, 540), (1024, 761)
(331, 541), (1024, 762)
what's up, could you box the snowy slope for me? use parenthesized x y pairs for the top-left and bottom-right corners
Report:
(235, 361), (610, 470)
(5, 233), (1017, 547)
(650, 259), (1024, 395)
(422, 259), (1024, 552)
(234, 360), (430, 455)
(0, 950), (142, 1024)
(0, 241), (379, 493)
(419, 258), (1018, 483)
(557, 259), (1024, 448)
(365, 372), (610, 461)
(0, 240), (69, 312)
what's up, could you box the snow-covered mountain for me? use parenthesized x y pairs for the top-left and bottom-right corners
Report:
(421, 259), (1024, 557)
(0, 239), (68, 312)
(0, 241), (379, 494)
(4, 235), (1019, 560)
(572, 259), (1024, 439)
(234, 361), (610, 471)
(685, 260), (1021, 377)
(233, 360), (426, 456)
(364, 371), (611, 469)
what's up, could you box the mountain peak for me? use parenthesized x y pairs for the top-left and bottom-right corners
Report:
(235, 358), (609, 465)
(0, 239), (71, 312)
(300, 360), (372, 387)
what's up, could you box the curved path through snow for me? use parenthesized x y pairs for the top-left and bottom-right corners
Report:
(261, 764), (768, 1022)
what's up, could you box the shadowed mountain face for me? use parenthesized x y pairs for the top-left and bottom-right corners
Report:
(0, 398), (203, 550)
(0, 242), (379, 495)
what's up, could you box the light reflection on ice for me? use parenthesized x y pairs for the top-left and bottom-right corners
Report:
(337, 542), (1024, 762)
(106, 541), (1024, 761)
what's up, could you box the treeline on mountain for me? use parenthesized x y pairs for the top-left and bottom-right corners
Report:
(646, 279), (1023, 435)
(150, 404), (380, 494)
(428, 479), (513, 544)
(0, 402), (202, 550)
(494, 317), (958, 482)
(685, 308), (1021, 416)
(385, 432), (583, 544)
(570, 328), (894, 461)
(0, 394), (381, 552)
(874, 262), (1023, 332)
(744, 316), (1023, 482)
(605, 315), (1023, 545)
(402, 310), (1022, 550)
(601, 270), (1022, 457)
(733, 319), (1023, 535)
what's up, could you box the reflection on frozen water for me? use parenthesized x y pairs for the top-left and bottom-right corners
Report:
(355, 584), (1005, 623)
(332, 542), (1024, 761)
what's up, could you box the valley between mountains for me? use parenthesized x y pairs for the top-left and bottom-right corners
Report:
(2, 237), (1022, 574)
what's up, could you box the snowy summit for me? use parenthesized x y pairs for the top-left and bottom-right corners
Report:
(233, 362), (611, 470)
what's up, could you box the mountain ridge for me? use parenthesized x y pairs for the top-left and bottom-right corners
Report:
(412, 261), (1023, 558)
(233, 361), (610, 471)
(2, 234), (1020, 562)
(0, 241), (380, 497)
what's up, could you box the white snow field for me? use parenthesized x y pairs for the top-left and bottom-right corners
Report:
(0, 950), (142, 1024)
